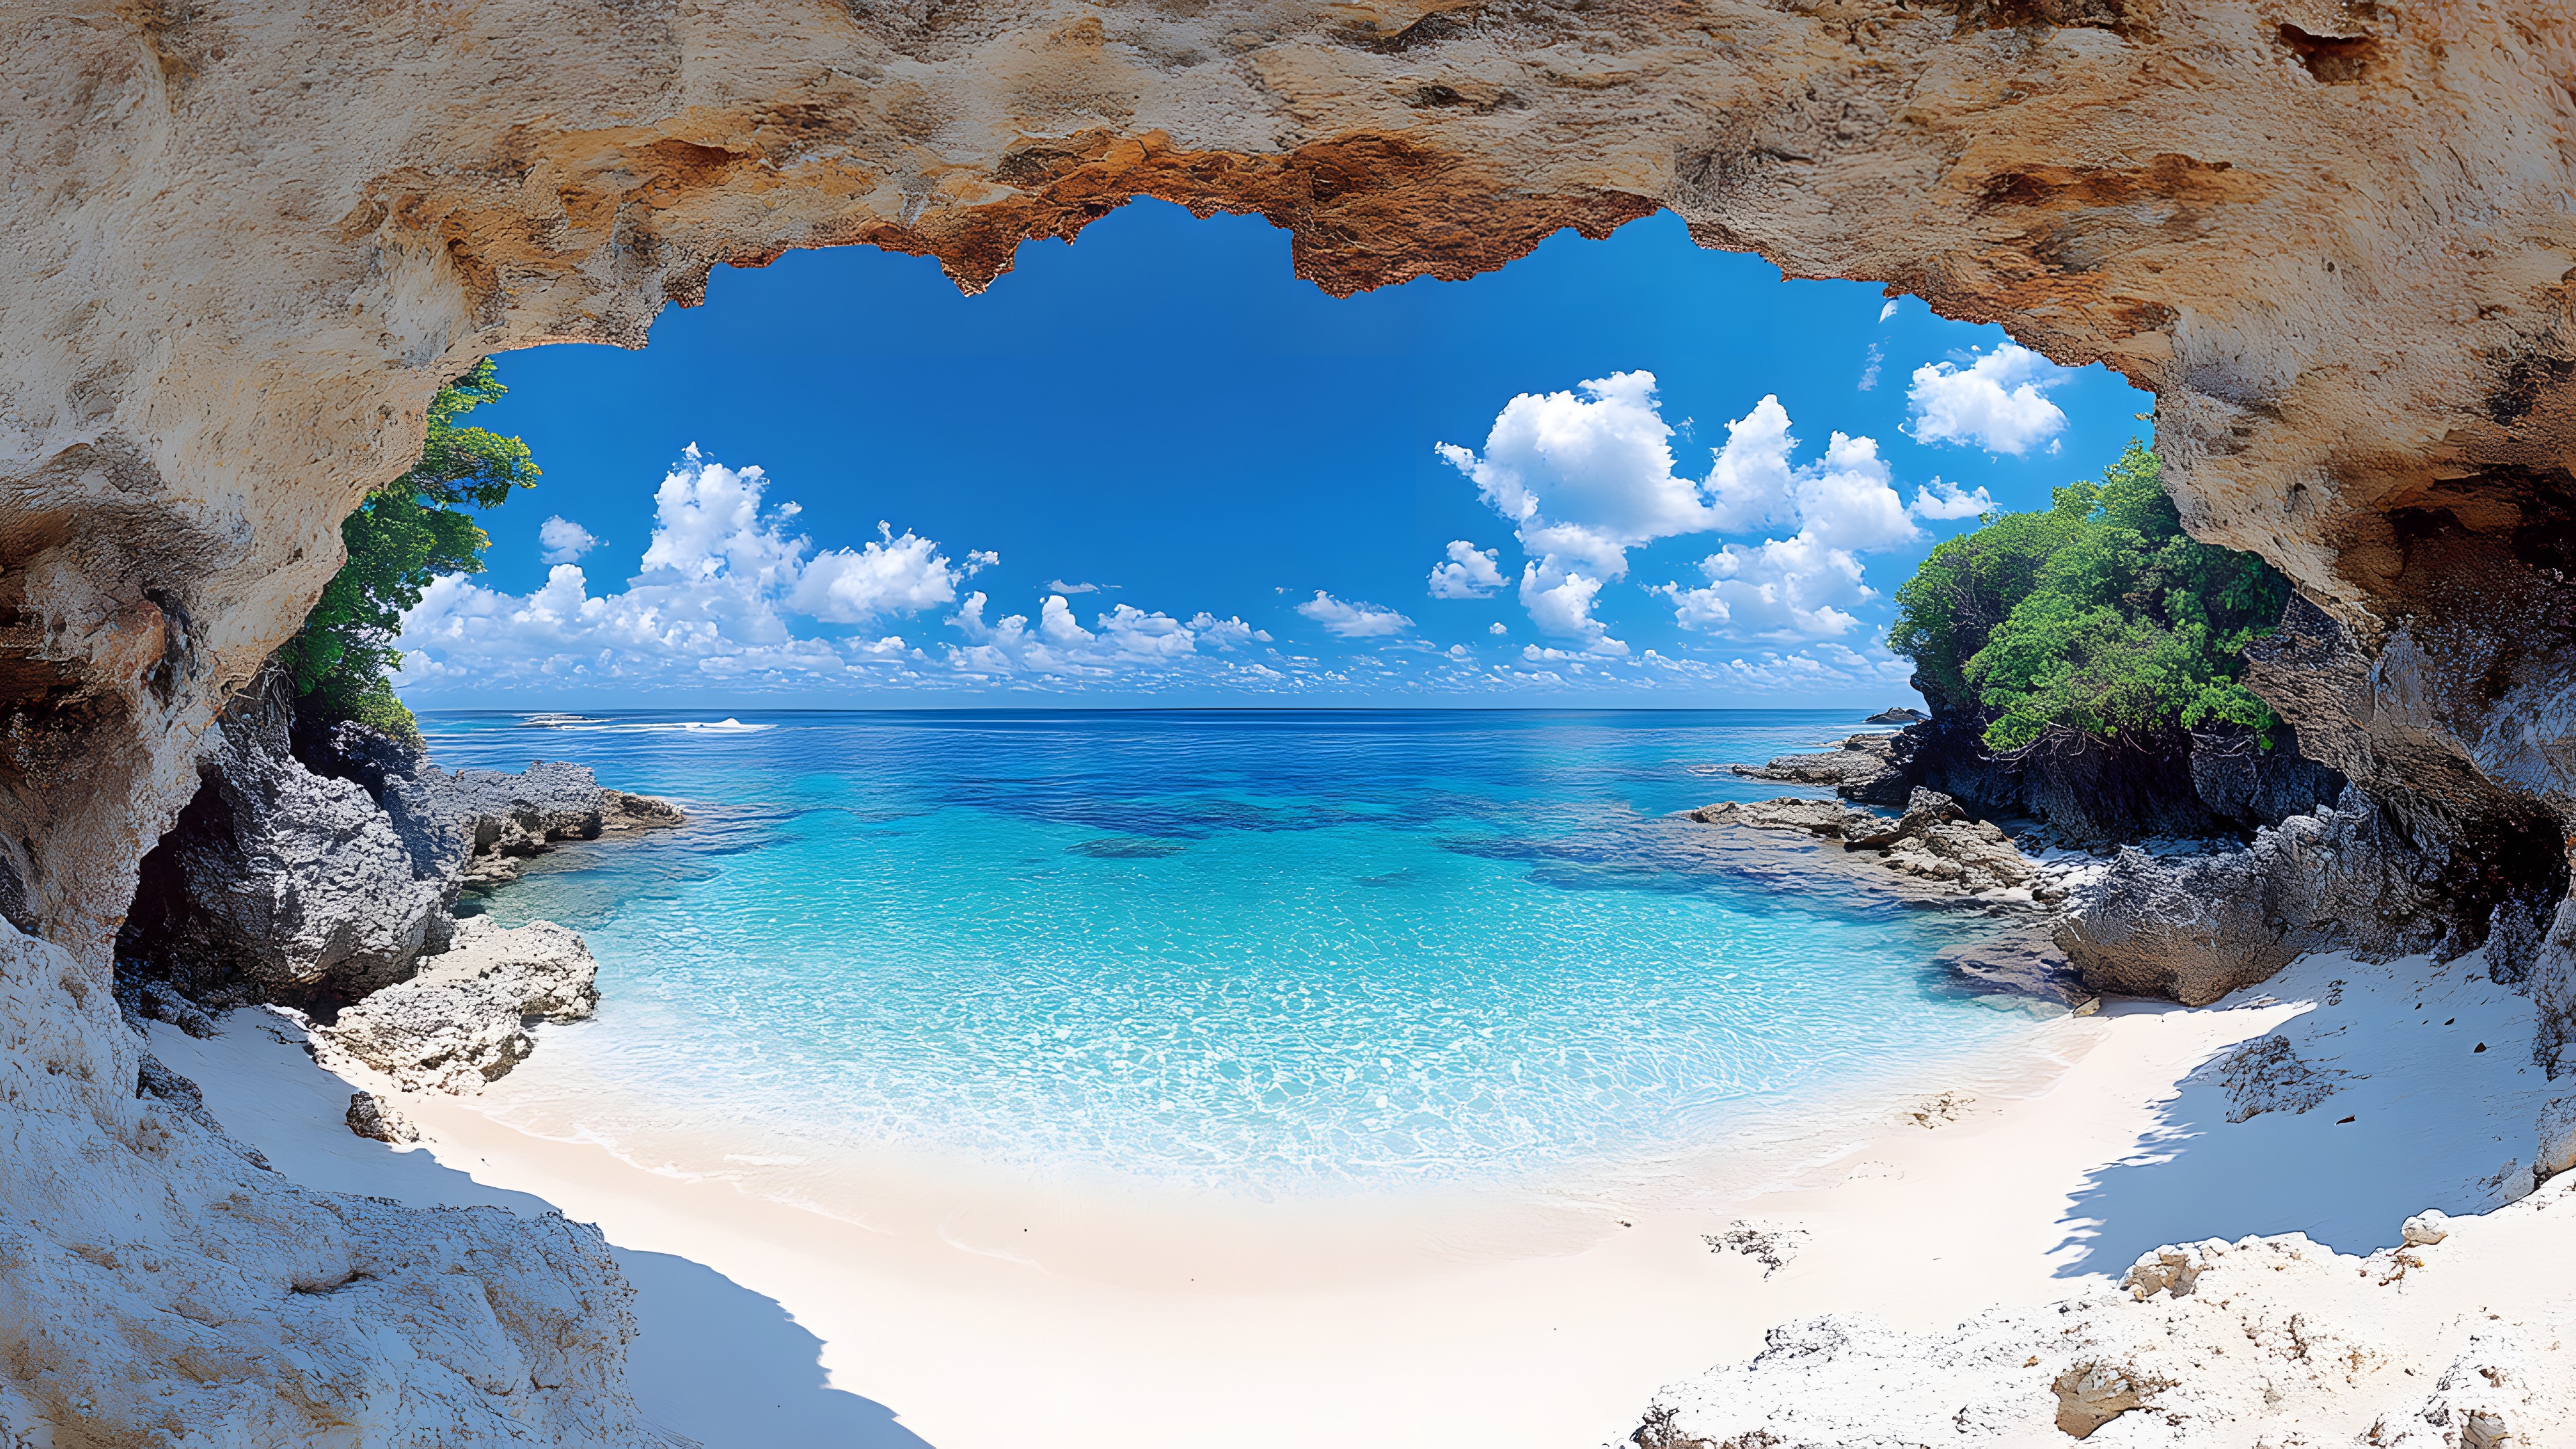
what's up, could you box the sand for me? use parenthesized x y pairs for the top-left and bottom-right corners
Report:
(156, 947), (2562, 1449)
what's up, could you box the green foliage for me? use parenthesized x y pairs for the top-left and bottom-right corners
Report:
(1887, 441), (2290, 755)
(278, 359), (537, 745)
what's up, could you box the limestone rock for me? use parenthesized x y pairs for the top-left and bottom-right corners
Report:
(1631, 1211), (2576, 1448)
(2055, 791), (2446, 1006)
(382, 761), (686, 891)
(1863, 707), (1927, 725)
(317, 919), (599, 1094)
(119, 673), (446, 1001)
(1731, 734), (1909, 806)
(1688, 797), (1878, 839)
(2536, 1098), (2576, 1185)
(1692, 790), (2044, 899)
(2208, 1033), (2341, 1123)
(2402, 1211), (2453, 1248)
(345, 1090), (419, 1145)
(0, 925), (647, 1446)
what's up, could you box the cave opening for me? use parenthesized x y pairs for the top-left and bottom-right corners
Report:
(114, 198), (2177, 1030)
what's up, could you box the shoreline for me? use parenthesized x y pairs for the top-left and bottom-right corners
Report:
(138, 733), (2573, 1447)
(158, 954), (2438, 1448)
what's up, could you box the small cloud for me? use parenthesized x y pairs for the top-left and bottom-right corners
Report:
(1189, 612), (1271, 649)
(965, 549), (1000, 576)
(1878, 298), (1900, 323)
(1907, 343), (2070, 455)
(1858, 343), (1884, 393)
(1488, 621), (1508, 636)
(1427, 540), (1507, 599)
(1910, 476), (1993, 520)
(1046, 578), (1109, 594)
(1296, 591), (1412, 638)
(537, 516), (598, 566)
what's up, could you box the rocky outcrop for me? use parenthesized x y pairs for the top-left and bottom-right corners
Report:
(121, 676), (682, 1008)
(0, 923), (648, 1446)
(2053, 790), (2497, 1007)
(1734, 715), (2349, 845)
(1731, 733), (1913, 806)
(1693, 788), (2050, 900)
(119, 673), (448, 1002)
(316, 919), (600, 1094)
(1631, 1191), (2576, 1448)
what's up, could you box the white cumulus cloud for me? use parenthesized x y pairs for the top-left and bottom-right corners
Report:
(1427, 541), (1507, 599)
(1910, 476), (1994, 521)
(1652, 411), (1920, 641)
(537, 516), (598, 566)
(1297, 592), (1413, 638)
(1189, 612), (1271, 649)
(1907, 343), (2070, 454)
(791, 523), (961, 623)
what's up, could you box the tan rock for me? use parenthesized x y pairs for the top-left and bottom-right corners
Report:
(317, 919), (600, 1095)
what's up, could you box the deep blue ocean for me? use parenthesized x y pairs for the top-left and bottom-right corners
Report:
(427, 710), (2033, 1195)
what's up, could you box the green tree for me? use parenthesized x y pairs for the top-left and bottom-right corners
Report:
(276, 359), (537, 745)
(1887, 441), (2289, 755)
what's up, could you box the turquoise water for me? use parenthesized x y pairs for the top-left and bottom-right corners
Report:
(427, 710), (2032, 1195)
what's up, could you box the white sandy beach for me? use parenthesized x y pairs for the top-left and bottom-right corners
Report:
(156, 948), (2562, 1449)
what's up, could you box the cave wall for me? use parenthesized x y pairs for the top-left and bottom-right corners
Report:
(5, 0), (2576, 1440)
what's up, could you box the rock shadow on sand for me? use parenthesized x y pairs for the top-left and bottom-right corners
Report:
(149, 1018), (935, 1449)
(2048, 952), (2558, 1277)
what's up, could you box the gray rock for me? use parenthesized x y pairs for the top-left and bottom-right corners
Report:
(139, 980), (217, 1038)
(121, 672), (445, 999)
(2536, 1098), (2576, 1185)
(1864, 706), (1929, 724)
(317, 918), (600, 1093)
(345, 1090), (419, 1144)
(1931, 928), (2085, 1005)
(123, 672), (684, 1006)
(2209, 1034), (2341, 1122)
(2055, 790), (2445, 1006)
(383, 760), (686, 891)
(1731, 733), (1912, 806)
(2523, 901), (2576, 1079)
(1693, 791), (2044, 898)
(2401, 1210), (2452, 1247)
(1690, 797), (1880, 839)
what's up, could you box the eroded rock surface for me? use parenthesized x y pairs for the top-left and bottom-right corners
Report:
(0, 924), (645, 1446)
(318, 919), (600, 1094)
(1692, 788), (2047, 898)
(122, 680), (682, 1008)
(1630, 1191), (2576, 1448)
(1731, 733), (1911, 806)
(2054, 791), (2452, 1006)
(120, 673), (447, 1001)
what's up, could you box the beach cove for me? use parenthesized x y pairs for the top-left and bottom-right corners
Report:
(144, 711), (2576, 1446)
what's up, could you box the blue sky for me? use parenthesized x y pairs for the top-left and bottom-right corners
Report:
(393, 202), (2151, 709)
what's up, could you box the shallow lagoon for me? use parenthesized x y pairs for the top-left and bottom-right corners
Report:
(429, 710), (2034, 1197)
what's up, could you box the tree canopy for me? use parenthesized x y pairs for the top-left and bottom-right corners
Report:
(276, 359), (537, 744)
(1886, 441), (2288, 755)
